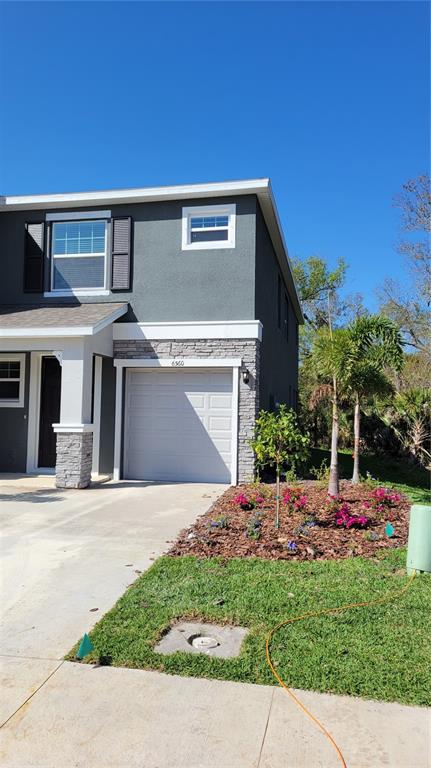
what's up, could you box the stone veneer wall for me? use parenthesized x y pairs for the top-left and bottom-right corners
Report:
(55, 432), (93, 489)
(114, 338), (260, 483)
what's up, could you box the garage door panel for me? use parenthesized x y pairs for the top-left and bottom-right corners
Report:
(124, 369), (233, 483)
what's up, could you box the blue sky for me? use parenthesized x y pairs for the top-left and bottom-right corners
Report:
(0, 2), (429, 308)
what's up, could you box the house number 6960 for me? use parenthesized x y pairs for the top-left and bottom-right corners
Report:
(171, 360), (185, 366)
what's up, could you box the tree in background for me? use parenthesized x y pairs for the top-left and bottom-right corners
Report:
(381, 389), (431, 469)
(379, 174), (431, 356)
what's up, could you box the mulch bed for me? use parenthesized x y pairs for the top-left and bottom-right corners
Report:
(168, 481), (410, 561)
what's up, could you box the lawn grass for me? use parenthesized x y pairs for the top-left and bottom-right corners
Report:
(309, 448), (430, 504)
(70, 548), (431, 706)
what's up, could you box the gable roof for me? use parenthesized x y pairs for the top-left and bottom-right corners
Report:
(0, 179), (303, 323)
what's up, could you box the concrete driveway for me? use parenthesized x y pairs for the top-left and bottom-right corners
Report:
(0, 475), (225, 660)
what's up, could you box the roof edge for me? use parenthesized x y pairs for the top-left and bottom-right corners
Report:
(0, 178), (270, 211)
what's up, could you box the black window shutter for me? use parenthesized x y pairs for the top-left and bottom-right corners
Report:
(24, 222), (45, 292)
(111, 217), (132, 290)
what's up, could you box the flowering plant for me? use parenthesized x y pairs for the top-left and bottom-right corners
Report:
(335, 501), (368, 529)
(246, 511), (263, 540)
(233, 492), (265, 511)
(365, 487), (402, 519)
(283, 487), (308, 514)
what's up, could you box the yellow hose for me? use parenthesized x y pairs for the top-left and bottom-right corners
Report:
(265, 570), (417, 768)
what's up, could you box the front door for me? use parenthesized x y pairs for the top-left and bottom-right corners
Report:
(38, 356), (61, 468)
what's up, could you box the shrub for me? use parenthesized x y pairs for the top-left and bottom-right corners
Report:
(364, 487), (402, 519)
(326, 495), (369, 528)
(283, 487), (308, 515)
(233, 492), (265, 511)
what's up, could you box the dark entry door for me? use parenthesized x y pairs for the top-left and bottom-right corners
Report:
(38, 356), (61, 468)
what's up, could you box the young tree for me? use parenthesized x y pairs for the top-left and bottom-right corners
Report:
(250, 405), (310, 528)
(342, 316), (403, 483)
(311, 328), (346, 496)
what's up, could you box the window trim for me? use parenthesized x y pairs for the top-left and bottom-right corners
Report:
(0, 354), (25, 408)
(45, 217), (111, 297)
(182, 204), (236, 250)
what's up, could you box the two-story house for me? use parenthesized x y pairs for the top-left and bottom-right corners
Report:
(0, 179), (303, 488)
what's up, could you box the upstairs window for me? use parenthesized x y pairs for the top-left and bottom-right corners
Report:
(51, 220), (107, 291)
(182, 204), (236, 250)
(0, 355), (25, 407)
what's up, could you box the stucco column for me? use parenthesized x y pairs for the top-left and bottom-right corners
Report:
(54, 339), (94, 489)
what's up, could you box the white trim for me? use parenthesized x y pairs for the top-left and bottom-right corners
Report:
(43, 290), (110, 298)
(113, 366), (123, 481)
(1, 179), (269, 210)
(0, 353), (25, 408)
(182, 204), (236, 251)
(50, 219), (108, 294)
(113, 357), (242, 484)
(113, 320), (263, 342)
(114, 357), (242, 369)
(92, 356), (102, 473)
(231, 366), (239, 486)
(46, 210), (111, 221)
(26, 352), (57, 473)
(52, 423), (94, 433)
(0, 304), (128, 339)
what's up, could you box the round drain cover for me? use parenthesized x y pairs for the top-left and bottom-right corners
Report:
(191, 635), (219, 650)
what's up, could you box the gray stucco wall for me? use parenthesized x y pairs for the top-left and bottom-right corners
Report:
(0, 352), (29, 471)
(0, 195), (257, 322)
(99, 357), (116, 475)
(255, 204), (299, 411)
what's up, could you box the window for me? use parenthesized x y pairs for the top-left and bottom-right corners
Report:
(51, 220), (107, 292)
(182, 204), (236, 250)
(0, 355), (25, 407)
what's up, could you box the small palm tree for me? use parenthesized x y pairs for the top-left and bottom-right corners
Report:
(342, 316), (403, 483)
(312, 315), (403, 494)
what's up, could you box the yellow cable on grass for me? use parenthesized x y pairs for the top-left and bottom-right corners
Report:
(265, 570), (416, 768)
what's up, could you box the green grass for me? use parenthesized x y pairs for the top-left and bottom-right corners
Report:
(70, 549), (431, 706)
(309, 448), (430, 504)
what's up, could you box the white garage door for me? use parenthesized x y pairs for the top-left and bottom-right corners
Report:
(124, 369), (233, 483)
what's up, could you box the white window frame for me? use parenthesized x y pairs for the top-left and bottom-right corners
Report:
(0, 353), (25, 408)
(47, 218), (110, 297)
(182, 204), (236, 250)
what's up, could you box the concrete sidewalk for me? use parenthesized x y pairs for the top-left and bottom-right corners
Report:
(0, 661), (429, 768)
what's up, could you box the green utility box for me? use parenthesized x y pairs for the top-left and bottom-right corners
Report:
(407, 504), (431, 575)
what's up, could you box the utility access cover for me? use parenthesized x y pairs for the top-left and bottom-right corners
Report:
(154, 621), (248, 659)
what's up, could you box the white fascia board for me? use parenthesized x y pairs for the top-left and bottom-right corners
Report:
(52, 423), (94, 433)
(113, 320), (263, 342)
(0, 179), (270, 211)
(0, 304), (128, 339)
(0, 326), (95, 338)
(114, 358), (242, 368)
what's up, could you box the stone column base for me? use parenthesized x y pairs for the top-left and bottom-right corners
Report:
(55, 431), (93, 489)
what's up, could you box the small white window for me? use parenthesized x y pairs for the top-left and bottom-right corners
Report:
(51, 219), (108, 293)
(182, 204), (236, 250)
(0, 354), (25, 408)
